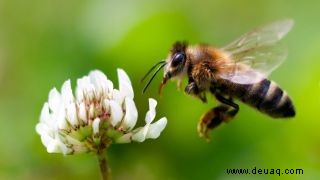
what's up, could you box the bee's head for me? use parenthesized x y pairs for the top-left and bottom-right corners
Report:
(163, 41), (188, 82)
(142, 41), (188, 94)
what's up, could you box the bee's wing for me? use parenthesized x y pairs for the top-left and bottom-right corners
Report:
(219, 19), (294, 84)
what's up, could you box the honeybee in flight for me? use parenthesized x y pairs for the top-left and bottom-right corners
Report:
(142, 19), (295, 140)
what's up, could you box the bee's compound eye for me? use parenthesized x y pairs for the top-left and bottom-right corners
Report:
(172, 53), (185, 67)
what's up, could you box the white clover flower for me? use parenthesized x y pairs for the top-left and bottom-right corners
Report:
(36, 69), (167, 155)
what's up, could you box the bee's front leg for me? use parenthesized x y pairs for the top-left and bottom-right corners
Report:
(198, 94), (239, 141)
(185, 78), (207, 103)
(184, 81), (198, 94)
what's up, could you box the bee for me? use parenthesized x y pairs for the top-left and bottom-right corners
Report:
(142, 19), (295, 140)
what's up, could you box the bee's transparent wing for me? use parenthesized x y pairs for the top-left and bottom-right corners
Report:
(220, 19), (294, 84)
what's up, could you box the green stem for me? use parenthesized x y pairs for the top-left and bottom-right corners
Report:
(97, 150), (110, 180)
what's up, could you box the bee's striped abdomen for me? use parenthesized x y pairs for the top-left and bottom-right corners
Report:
(257, 80), (295, 117)
(240, 79), (295, 118)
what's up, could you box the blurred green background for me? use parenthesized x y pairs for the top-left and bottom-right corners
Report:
(0, 0), (320, 179)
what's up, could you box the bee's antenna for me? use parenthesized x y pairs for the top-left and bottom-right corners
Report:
(142, 63), (166, 93)
(141, 60), (166, 82)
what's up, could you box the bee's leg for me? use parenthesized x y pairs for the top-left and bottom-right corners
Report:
(199, 92), (207, 103)
(198, 94), (239, 141)
(214, 93), (239, 122)
(197, 105), (228, 141)
(185, 77), (207, 103)
(185, 81), (198, 94)
(177, 79), (182, 91)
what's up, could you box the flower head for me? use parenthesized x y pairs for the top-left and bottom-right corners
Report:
(36, 69), (167, 155)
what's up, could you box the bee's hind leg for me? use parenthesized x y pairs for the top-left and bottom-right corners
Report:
(214, 93), (239, 122)
(198, 93), (239, 141)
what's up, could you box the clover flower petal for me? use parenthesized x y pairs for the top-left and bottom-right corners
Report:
(132, 98), (167, 142)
